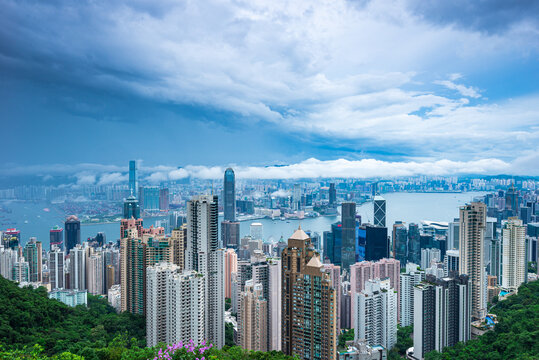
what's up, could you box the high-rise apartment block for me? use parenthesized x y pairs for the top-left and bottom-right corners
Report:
(459, 202), (487, 320)
(23, 238), (42, 283)
(355, 278), (397, 350)
(186, 195), (224, 349)
(146, 263), (205, 347)
(49, 246), (65, 290)
(238, 280), (268, 351)
(399, 263), (425, 327)
(502, 218), (527, 292)
(281, 228), (337, 360)
(413, 275), (471, 360)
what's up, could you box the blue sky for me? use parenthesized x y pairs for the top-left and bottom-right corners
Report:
(0, 0), (538, 182)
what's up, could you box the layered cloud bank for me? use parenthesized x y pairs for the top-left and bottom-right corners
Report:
(3, 157), (532, 186)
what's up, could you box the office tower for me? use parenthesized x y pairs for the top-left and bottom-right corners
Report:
(448, 219), (460, 250)
(459, 202), (487, 320)
(413, 275), (471, 360)
(238, 280), (268, 351)
(64, 215), (81, 254)
(341, 202), (357, 271)
(281, 228), (337, 360)
(444, 250), (459, 277)
(159, 188), (169, 211)
(520, 206), (532, 224)
(129, 160), (137, 196)
(69, 244), (87, 291)
(186, 195), (224, 349)
(329, 183), (336, 206)
(421, 248), (441, 270)
(349, 258), (401, 327)
(324, 222), (342, 266)
(123, 195), (141, 219)
(505, 184), (518, 214)
(360, 225), (390, 261)
(50, 226), (63, 251)
(87, 251), (104, 295)
(408, 223), (420, 264)
(268, 258), (282, 351)
(23, 238), (42, 282)
(502, 218), (526, 292)
(49, 246), (65, 289)
(400, 263), (425, 327)
(293, 183), (301, 211)
(374, 196), (386, 227)
(225, 249), (238, 298)
(146, 263), (205, 347)
(224, 168), (236, 222)
(324, 263), (342, 332)
(0, 248), (17, 280)
(355, 278), (397, 350)
(250, 222), (263, 241)
(12, 257), (30, 283)
(221, 221), (240, 249)
(393, 222), (407, 266)
(1, 228), (20, 249)
(169, 211), (186, 229)
(171, 225), (187, 270)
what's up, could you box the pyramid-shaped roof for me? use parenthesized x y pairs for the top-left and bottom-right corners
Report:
(289, 227), (310, 241)
(306, 255), (323, 269)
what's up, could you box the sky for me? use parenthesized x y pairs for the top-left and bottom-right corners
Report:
(0, 0), (538, 183)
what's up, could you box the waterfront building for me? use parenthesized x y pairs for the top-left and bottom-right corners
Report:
(459, 202), (487, 320)
(186, 195), (224, 349)
(238, 280), (268, 351)
(123, 195), (141, 219)
(355, 278), (397, 350)
(359, 225), (389, 262)
(502, 218), (527, 292)
(224, 168), (236, 222)
(138, 186), (160, 212)
(281, 227), (337, 360)
(64, 215), (81, 254)
(250, 222), (263, 241)
(407, 223), (421, 267)
(50, 226), (63, 251)
(129, 160), (137, 196)
(329, 183), (336, 206)
(374, 196), (386, 228)
(392, 222), (407, 266)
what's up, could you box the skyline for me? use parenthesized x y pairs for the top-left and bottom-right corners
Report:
(1, 0), (538, 180)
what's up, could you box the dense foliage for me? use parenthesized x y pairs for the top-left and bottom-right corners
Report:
(337, 328), (354, 349)
(388, 326), (413, 360)
(0, 275), (145, 357)
(425, 280), (539, 360)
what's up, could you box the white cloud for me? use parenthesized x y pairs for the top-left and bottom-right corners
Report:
(97, 172), (127, 185)
(434, 80), (481, 98)
(271, 189), (291, 197)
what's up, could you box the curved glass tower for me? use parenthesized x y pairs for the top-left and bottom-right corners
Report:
(224, 168), (236, 221)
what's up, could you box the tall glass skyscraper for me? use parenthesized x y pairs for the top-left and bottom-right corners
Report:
(64, 215), (81, 254)
(341, 202), (357, 271)
(129, 160), (137, 196)
(224, 168), (235, 221)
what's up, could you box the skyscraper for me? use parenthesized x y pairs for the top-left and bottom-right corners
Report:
(70, 244), (87, 291)
(49, 246), (65, 290)
(413, 275), (471, 360)
(399, 263), (425, 327)
(50, 226), (63, 251)
(12, 258), (30, 283)
(502, 218), (526, 292)
(129, 160), (137, 196)
(324, 263), (342, 333)
(170, 225), (187, 270)
(87, 251), (104, 295)
(139, 187), (160, 212)
(374, 196), (386, 227)
(250, 222), (263, 241)
(238, 280), (268, 351)
(224, 168), (236, 222)
(64, 215), (81, 254)
(123, 195), (141, 219)
(341, 202), (357, 271)
(281, 228), (337, 360)
(221, 221), (240, 249)
(355, 278), (397, 350)
(268, 258), (282, 351)
(23, 238), (42, 283)
(408, 223), (420, 264)
(393, 222), (407, 266)
(159, 188), (169, 211)
(224, 248), (238, 299)
(361, 225), (389, 261)
(329, 183), (336, 206)
(459, 202), (487, 320)
(186, 195), (225, 349)
(146, 263), (205, 347)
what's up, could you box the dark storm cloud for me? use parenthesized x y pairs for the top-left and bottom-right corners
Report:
(406, 0), (539, 34)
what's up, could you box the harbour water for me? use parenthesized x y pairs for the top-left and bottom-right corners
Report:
(1, 191), (487, 248)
